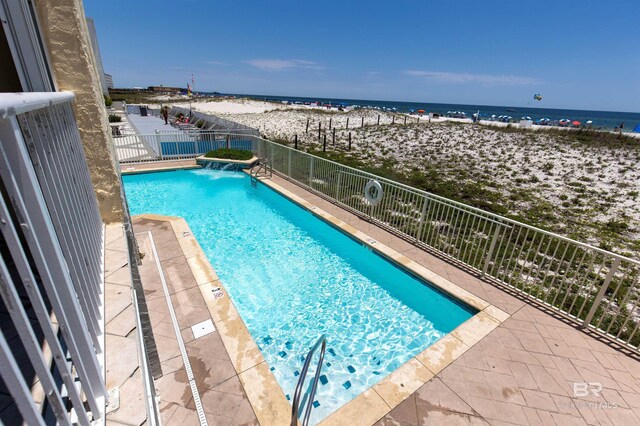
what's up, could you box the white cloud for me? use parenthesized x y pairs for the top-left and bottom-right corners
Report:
(404, 70), (540, 85)
(244, 59), (324, 71)
(206, 60), (229, 66)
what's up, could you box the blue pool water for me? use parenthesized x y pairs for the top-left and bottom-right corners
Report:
(123, 169), (475, 423)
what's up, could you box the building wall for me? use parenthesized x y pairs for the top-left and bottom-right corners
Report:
(35, 0), (124, 223)
(85, 17), (108, 96)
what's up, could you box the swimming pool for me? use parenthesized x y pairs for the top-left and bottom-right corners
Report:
(123, 169), (475, 423)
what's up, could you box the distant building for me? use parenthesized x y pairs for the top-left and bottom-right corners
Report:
(105, 73), (114, 89)
(148, 85), (185, 94)
(85, 17), (109, 96)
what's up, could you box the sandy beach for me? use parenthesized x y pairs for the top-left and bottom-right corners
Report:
(162, 97), (640, 258)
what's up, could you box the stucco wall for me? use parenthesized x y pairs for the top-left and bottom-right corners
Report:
(35, 0), (123, 223)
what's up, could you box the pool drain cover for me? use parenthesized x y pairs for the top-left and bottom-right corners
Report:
(191, 319), (215, 339)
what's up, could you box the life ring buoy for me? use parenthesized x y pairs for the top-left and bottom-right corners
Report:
(364, 180), (383, 206)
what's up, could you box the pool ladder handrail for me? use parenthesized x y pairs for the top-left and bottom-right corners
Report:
(250, 157), (273, 186)
(290, 334), (327, 426)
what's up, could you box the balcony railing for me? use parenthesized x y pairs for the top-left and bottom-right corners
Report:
(115, 118), (640, 352)
(0, 92), (106, 424)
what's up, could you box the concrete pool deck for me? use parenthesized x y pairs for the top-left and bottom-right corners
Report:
(125, 161), (640, 425)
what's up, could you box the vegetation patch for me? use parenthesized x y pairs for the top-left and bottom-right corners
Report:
(204, 148), (253, 160)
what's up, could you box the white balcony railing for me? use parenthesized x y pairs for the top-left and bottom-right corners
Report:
(0, 92), (106, 424)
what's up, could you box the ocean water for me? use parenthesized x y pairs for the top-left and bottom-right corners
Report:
(219, 92), (640, 132)
(123, 169), (475, 424)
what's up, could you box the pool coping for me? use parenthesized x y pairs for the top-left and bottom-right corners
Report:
(195, 155), (259, 165)
(120, 163), (202, 175)
(133, 173), (510, 425)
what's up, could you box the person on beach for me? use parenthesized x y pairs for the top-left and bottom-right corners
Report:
(161, 106), (169, 125)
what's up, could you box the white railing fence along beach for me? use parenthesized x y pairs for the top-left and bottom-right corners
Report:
(116, 128), (640, 353)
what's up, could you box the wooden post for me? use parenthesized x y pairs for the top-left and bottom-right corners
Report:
(294, 134), (298, 150)
(323, 134), (327, 152)
(306, 118), (310, 133)
(346, 117), (349, 129)
(404, 116), (407, 125)
(377, 114), (380, 125)
(329, 118), (332, 129)
(332, 128), (336, 145)
(318, 122), (321, 142)
(361, 117), (364, 128)
(392, 116), (395, 124)
(348, 132), (352, 151)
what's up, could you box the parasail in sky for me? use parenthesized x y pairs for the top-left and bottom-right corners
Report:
(533, 93), (542, 101)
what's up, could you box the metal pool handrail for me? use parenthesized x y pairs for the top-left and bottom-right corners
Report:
(291, 335), (327, 426)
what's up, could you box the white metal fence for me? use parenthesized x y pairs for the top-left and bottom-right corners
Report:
(117, 129), (640, 351)
(114, 130), (258, 163)
(248, 135), (640, 351)
(0, 92), (106, 424)
(170, 106), (260, 135)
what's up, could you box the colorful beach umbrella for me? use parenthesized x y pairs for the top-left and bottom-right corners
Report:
(633, 124), (640, 133)
(572, 120), (581, 126)
(417, 109), (425, 114)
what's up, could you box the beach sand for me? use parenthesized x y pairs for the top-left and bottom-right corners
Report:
(166, 97), (640, 258)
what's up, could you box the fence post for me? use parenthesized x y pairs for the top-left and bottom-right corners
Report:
(323, 134), (327, 152)
(404, 116), (407, 125)
(361, 117), (364, 128)
(346, 117), (349, 129)
(377, 114), (380, 125)
(348, 132), (352, 151)
(583, 258), (621, 327)
(306, 118), (309, 133)
(288, 149), (292, 176)
(318, 122), (321, 143)
(416, 196), (429, 241)
(482, 225), (502, 276)
(329, 118), (332, 130)
(294, 134), (298, 150)
(332, 128), (336, 145)
(309, 157), (314, 185)
(392, 116), (395, 125)
(336, 171), (342, 201)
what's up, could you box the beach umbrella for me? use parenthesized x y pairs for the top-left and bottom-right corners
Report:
(417, 109), (425, 114)
(586, 120), (593, 124)
(633, 124), (640, 133)
(572, 120), (581, 126)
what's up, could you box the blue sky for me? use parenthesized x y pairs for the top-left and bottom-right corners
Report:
(84, 0), (640, 112)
